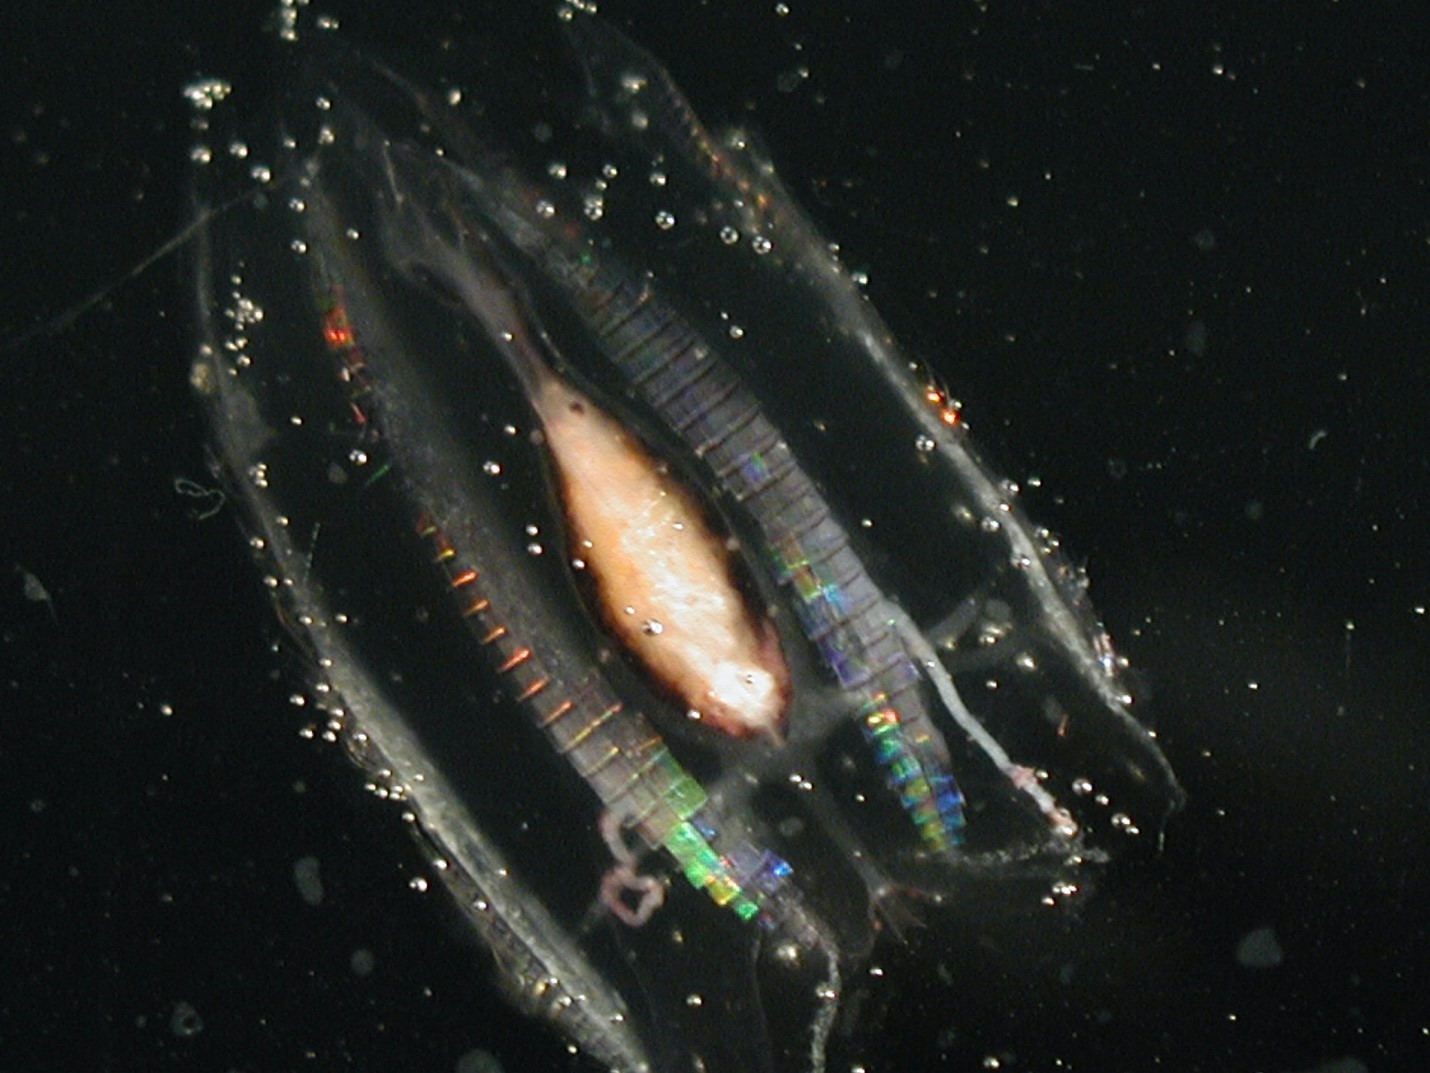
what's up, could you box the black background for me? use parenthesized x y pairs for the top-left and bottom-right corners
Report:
(3, 2), (1426, 1071)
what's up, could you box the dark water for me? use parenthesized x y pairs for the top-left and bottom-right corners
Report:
(3, 2), (1425, 1071)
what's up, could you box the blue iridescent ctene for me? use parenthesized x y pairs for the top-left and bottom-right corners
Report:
(189, 5), (1182, 1071)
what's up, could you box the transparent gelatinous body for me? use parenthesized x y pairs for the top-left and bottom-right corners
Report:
(190, 7), (1181, 1072)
